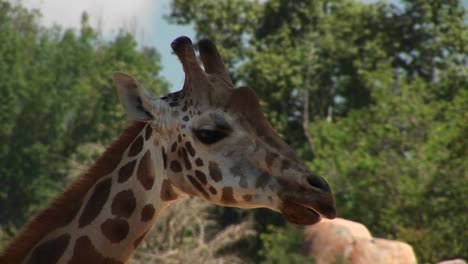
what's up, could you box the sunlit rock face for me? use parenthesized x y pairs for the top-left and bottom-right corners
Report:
(303, 218), (417, 264)
(437, 260), (467, 264)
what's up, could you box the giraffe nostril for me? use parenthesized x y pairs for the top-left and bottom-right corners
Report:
(306, 175), (331, 192)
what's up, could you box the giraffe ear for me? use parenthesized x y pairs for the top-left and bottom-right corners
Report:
(113, 72), (154, 121)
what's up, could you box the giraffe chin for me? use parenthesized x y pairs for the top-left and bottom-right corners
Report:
(280, 200), (322, 226)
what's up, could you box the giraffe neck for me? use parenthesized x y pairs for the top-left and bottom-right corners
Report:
(1, 123), (181, 264)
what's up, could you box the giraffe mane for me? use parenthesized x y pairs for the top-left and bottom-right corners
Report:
(0, 122), (146, 263)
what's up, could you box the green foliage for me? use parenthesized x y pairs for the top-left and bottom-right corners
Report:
(259, 225), (313, 264)
(168, 0), (467, 262)
(0, 1), (168, 244)
(308, 73), (468, 262)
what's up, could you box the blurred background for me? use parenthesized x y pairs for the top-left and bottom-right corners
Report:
(0, 0), (466, 263)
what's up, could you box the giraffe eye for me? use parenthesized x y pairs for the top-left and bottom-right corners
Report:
(193, 129), (227, 145)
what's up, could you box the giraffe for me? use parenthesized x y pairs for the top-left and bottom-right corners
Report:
(0, 36), (336, 263)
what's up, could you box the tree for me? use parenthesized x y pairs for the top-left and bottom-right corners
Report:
(0, 1), (168, 242)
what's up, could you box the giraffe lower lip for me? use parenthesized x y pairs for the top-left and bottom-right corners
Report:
(280, 200), (321, 226)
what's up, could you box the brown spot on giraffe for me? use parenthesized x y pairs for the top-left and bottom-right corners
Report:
(255, 172), (270, 189)
(160, 179), (178, 201)
(78, 178), (112, 227)
(280, 159), (291, 172)
(111, 190), (137, 218)
(230, 165), (248, 188)
(265, 151), (279, 169)
(221, 187), (236, 204)
(136, 150), (155, 190)
(117, 160), (137, 183)
(101, 218), (130, 243)
(180, 147), (192, 170)
(128, 136), (144, 157)
(194, 170), (207, 185)
(141, 204), (156, 222)
(208, 161), (222, 182)
(144, 124), (153, 140)
(171, 141), (178, 152)
(69, 236), (123, 264)
(185, 141), (196, 156)
(170, 160), (182, 173)
(28, 234), (70, 264)
(209, 186), (217, 195)
(187, 175), (210, 199)
(195, 158), (204, 167)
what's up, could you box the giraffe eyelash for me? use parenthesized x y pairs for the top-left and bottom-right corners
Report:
(193, 128), (228, 145)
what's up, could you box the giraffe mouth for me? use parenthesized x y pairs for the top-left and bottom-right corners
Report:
(280, 192), (336, 226)
(280, 200), (322, 226)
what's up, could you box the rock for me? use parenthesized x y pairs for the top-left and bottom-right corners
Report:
(437, 259), (467, 264)
(303, 218), (372, 264)
(344, 238), (417, 264)
(303, 218), (417, 264)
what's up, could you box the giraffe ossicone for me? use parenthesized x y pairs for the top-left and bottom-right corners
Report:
(0, 36), (336, 263)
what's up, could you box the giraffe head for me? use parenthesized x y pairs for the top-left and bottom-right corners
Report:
(114, 36), (336, 226)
